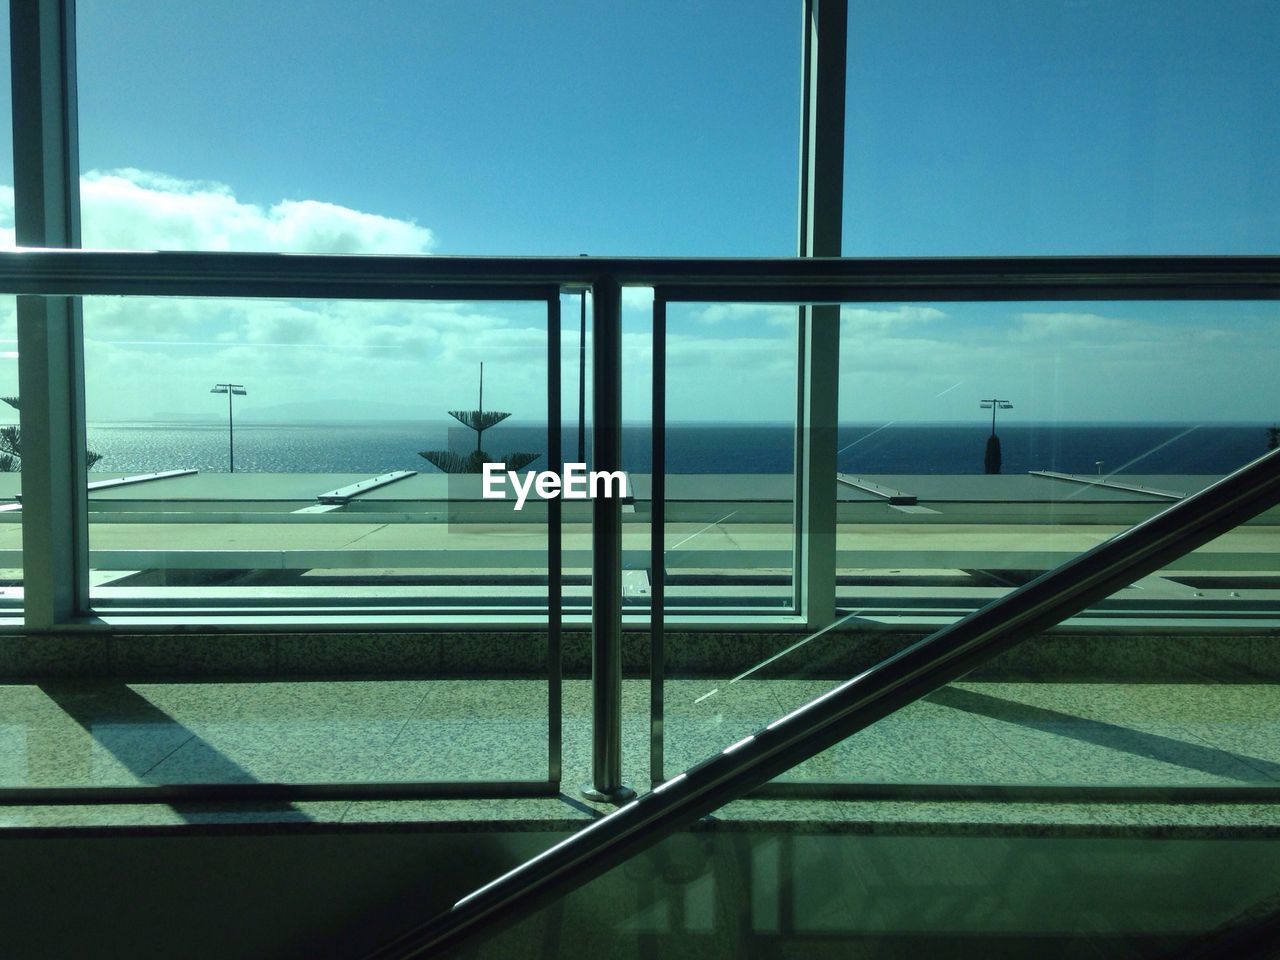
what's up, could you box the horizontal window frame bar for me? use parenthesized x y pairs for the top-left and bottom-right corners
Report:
(3, 612), (1271, 635)
(0, 779), (559, 807)
(654, 281), (1280, 303)
(749, 782), (1280, 804)
(0, 250), (1278, 300)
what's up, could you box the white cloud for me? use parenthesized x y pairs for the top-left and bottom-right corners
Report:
(622, 287), (654, 309)
(840, 305), (946, 329)
(0, 185), (14, 248)
(1012, 311), (1141, 340)
(0, 169), (435, 254)
(693, 303), (794, 327)
(5, 171), (1276, 424)
(688, 303), (945, 330)
(79, 294), (551, 421)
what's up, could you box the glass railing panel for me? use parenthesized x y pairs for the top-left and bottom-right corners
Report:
(833, 299), (1279, 626)
(402, 439), (1280, 960)
(0, 0), (19, 616)
(808, 292), (1279, 790)
(662, 297), (1279, 785)
(445, 822), (1280, 960)
(81, 295), (553, 616)
(0, 296), (19, 611)
(755, 526), (1280, 794)
(655, 301), (799, 616)
(768, 599), (1280, 795)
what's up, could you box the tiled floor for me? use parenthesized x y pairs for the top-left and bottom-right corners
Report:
(662, 676), (1280, 787)
(10, 677), (1276, 960)
(2, 677), (1277, 798)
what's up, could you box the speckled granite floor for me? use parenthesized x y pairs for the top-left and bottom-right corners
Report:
(667, 678), (1280, 789)
(1, 678), (1277, 833)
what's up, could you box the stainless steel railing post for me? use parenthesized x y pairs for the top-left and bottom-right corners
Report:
(583, 274), (634, 804)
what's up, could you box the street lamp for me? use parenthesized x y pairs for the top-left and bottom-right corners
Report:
(979, 398), (1013, 475)
(980, 398), (1013, 436)
(211, 383), (246, 472)
(575, 254), (589, 467)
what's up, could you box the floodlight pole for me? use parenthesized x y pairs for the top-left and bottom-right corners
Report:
(980, 398), (1012, 475)
(578, 290), (587, 465)
(981, 397), (1012, 437)
(211, 383), (246, 472)
(227, 388), (234, 471)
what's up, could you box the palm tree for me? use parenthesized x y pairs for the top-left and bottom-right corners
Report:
(418, 363), (540, 474)
(0, 396), (102, 472)
(1268, 425), (1279, 451)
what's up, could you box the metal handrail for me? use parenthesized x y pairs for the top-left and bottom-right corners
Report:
(365, 446), (1280, 959)
(0, 250), (1279, 300)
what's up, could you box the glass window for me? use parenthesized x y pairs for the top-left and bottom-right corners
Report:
(0, 297), (18, 612)
(658, 295), (1280, 777)
(76, 0), (799, 256)
(832, 297), (1280, 624)
(845, 0), (1280, 255)
(81, 294), (554, 616)
(654, 300), (799, 616)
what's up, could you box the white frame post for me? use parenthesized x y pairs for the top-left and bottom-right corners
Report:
(794, 0), (846, 628)
(10, 0), (89, 626)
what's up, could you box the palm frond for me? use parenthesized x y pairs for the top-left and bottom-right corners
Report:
(503, 452), (541, 471)
(448, 409), (511, 433)
(0, 425), (20, 458)
(419, 449), (492, 474)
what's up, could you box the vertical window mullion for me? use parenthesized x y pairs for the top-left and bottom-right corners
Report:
(10, 0), (90, 626)
(794, 0), (846, 627)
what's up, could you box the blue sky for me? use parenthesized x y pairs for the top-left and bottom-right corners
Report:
(0, 0), (1277, 424)
(844, 0), (1280, 256)
(69, 0), (801, 257)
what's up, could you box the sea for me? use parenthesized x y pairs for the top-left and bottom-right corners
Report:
(82, 421), (1277, 477)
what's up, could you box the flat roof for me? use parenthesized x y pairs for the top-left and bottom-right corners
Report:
(53, 471), (1230, 505)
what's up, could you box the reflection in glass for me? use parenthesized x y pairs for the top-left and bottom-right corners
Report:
(656, 302), (799, 615)
(81, 295), (552, 613)
(0, 296), (20, 604)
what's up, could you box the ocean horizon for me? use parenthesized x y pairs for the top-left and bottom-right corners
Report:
(75, 420), (1279, 478)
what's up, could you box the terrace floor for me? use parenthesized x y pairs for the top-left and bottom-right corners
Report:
(2, 677), (1278, 833)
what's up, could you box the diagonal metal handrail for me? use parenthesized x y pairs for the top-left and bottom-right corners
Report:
(365, 447), (1280, 959)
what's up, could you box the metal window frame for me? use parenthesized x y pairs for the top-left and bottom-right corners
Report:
(4, 255), (1279, 805)
(5, 251), (1280, 638)
(643, 265), (1280, 788)
(8, 0), (571, 795)
(795, 0), (846, 630)
(8, 0), (1280, 813)
(10, 0), (90, 628)
(2, 281), (568, 804)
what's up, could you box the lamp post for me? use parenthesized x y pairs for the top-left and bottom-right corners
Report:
(578, 289), (587, 465)
(576, 254), (589, 467)
(211, 383), (246, 472)
(979, 398), (1012, 475)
